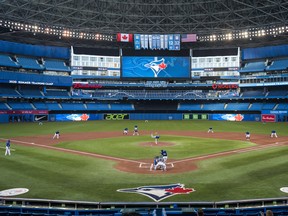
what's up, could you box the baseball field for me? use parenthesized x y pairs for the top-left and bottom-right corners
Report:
(0, 120), (287, 202)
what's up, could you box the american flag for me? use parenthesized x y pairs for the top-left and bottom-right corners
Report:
(181, 34), (197, 42)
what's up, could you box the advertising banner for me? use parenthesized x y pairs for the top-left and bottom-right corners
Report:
(210, 113), (261, 121)
(55, 114), (91, 121)
(104, 113), (130, 120)
(261, 114), (276, 122)
(0, 110), (48, 115)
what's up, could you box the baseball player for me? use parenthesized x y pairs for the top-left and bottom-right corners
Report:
(154, 157), (167, 171)
(133, 125), (139, 136)
(5, 139), (11, 156)
(245, 131), (250, 141)
(53, 130), (60, 139)
(270, 130), (278, 138)
(160, 150), (168, 162)
(207, 127), (214, 133)
(151, 132), (160, 144)
(123, 128), (129, 135)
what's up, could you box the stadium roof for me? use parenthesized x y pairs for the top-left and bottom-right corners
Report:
(0, 0), (288, 48)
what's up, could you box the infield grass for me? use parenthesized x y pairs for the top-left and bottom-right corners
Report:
(0, 120), (287, 202)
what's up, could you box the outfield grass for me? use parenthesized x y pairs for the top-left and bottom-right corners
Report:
(0, 120), (287, 202)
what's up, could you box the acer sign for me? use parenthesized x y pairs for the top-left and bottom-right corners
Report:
(104, 114), (129, 120)
(212, 84), (238, 89)
(261, 114), (276, 122)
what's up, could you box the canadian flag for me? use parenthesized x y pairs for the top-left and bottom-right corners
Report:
(117, 33), (133, 42)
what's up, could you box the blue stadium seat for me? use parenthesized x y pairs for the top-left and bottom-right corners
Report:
(85, 102), (110, 110)
(240, 61), (266, 72)
(17, 56), (44, 70)
(0, 102), (9, 110)
(262, 103), (276, 110)
(178, 103), (202, 111)
(45, 102), (62, 110)
(241, 90), (265, 98)
(60, 102), (85, 110)
(266, 90), (287, 98)
(7, 101), (33, 110)
(202, 103), (225, 111)
(45, 90), (70, 98)
(44, 59), (71, 72)
(0, 53), (20, 68)
(266, 58), (288, 71)
(110, 103), (134, 111)
(276, 103), (288, 110)
(249, 103), (263, 111)
(0, 86), (21, 97)
(225, 103), (250, 111)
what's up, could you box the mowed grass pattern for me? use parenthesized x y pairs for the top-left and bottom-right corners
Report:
(0, 120), (287, 202)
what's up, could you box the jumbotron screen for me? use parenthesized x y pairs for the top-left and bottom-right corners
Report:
(121, 56), (191, 79)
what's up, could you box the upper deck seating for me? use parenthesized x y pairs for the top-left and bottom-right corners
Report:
(262, 103), (276, 110)
(0, 102), (9, 110)
(275, 103), (288, 110)
(249, 103), (263, 111)
(45, 90), (70, 98)
(241, 90), (265, 98)
(202, 103), (225, 111)
(178, 103), (202, 111)
(225, 103), (250, 111)
(18, 87), (43, 98)
(32, 102), (48, 110)
(44, 59), (71, 72)
(266, 58), (288, 71)
(110, 103), (134, 111)
(266, 90), (287, 98)
(0, 53), (20, 68)
(7, 101), (33, 110)
(0, 86), (21, 97)
(85, 102), (110, 110)
(60, 102), (86, 110)
(240, 61), (266, 72)
(17, 56), (44, 70)
(45, 102), (62, 110)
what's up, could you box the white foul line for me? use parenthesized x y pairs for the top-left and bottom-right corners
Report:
(0, 138), (141, 164)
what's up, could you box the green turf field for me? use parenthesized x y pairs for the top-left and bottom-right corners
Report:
(0, 120), (287, 202)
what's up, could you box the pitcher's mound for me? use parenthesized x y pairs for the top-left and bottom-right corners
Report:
(139, 141), (175, 147)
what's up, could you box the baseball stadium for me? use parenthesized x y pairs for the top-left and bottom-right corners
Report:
(0, 1), (288, 215)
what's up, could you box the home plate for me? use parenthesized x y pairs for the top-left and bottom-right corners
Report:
(280, 187), (288, 193)
(31, 142), (35, 144)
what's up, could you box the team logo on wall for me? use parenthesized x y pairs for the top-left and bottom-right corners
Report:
(117, 183), (195, 202)
(66, 114), (90, 121)
(144, 58), (167, 78)
(221, 114), (244, 121)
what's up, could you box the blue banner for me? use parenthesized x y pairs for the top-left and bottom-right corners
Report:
(0, 71), (72, 86)
(134, 34), (141, 50)
(209, 113), (261, 121)
(54, 113), (101, 121)
(122, 56), (191, 78)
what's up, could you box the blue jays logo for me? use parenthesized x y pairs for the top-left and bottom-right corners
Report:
(117, 183), (195, 202)
(144, 58), (167, 77)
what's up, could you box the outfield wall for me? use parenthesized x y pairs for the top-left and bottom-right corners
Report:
(0, 112), (268, 123)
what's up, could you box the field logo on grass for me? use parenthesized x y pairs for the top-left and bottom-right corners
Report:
(280, 187), (288, 193)
(117, 183), (195, 202)
(0, 188), (29, 197)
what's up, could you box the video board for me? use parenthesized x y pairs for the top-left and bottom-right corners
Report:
(121, 56), (191, 79)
